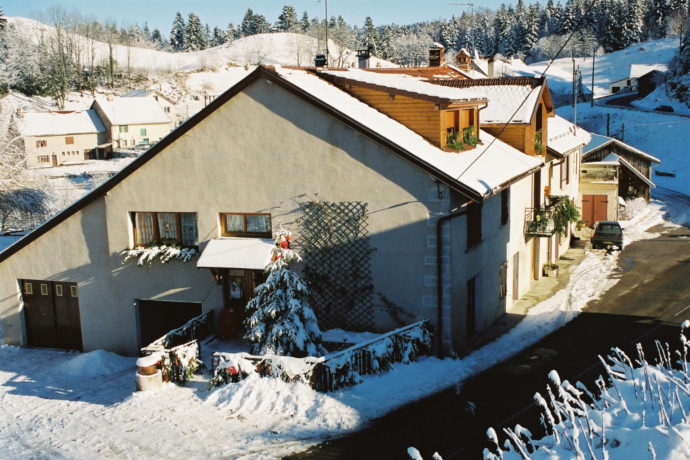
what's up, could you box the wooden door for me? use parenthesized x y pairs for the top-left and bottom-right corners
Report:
(137, 300), (202, 347)
(21, 279), (82, 350)
(582, 195), (609, 227)
(51, 155), (58, 166)
(512, 252), (520, 300)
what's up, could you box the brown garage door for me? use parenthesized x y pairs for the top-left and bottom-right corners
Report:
(137, 300), (202, 347)
(21, 279), (83, 351)
(581, 195), (609, 227)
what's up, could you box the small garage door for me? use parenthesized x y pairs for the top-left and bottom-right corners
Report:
(137, 300), (202, 347)
(21, 279), (83, 351)
(581, 195), (609, 227)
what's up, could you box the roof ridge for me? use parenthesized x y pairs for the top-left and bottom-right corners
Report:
(429, 76), (543, 88)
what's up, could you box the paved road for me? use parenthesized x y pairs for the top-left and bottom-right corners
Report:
(291, 220), (690, 459)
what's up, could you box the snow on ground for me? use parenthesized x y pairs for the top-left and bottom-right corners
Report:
(0, 197), (678, 459)
(630, 82), (690, 115)
(558, 102), (690, 196)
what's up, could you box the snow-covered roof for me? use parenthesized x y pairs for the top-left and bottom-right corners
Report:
(276, 67), (542, 197)
(93, 97), (171, 125)
(584, 134), (660, 163)
(18, 110), (106, 137)
(429, 78), (547, 124)
(547, 115), (592, 156)
(630, 64), (667, 79)
(319, 69), (486, 103)
(122, 89), (156, 98)
(197, 238), (274, 270)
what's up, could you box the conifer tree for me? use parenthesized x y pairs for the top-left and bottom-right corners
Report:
(170, 12), (185, 51)
(277, 5), (299, 32)
(184, 13), (205, 51)
(300, 11), (310, 32)
(361, 16), (379, 55)
(244, 228), (325, 358)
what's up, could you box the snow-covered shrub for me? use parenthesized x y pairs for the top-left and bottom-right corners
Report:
(482, 323), (690, 460)
(244, 227), (326, 357)
(121, 244), (197, 267)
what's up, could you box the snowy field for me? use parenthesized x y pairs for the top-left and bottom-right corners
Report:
(0, 196), (682, 459)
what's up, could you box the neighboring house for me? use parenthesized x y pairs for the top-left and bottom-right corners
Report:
(0, 65), (555, 358)
(122, 89), (179, 121)
(579, 134), (660, 226)
(17, 110), (108, 168)
(91, 96), (174, 149)
(609, 64), (667, 95)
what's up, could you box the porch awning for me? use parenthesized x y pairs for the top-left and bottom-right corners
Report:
(196, 238), (274, 270)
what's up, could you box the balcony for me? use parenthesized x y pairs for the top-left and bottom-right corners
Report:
(580, 167), (617, 183)
(524, 207), (555, 237)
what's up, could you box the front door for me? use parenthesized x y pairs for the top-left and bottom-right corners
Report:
(222, 269), (266, 337)
(21, 279), (83, 351)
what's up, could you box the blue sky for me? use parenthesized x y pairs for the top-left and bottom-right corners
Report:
(4, 1), (514, 32)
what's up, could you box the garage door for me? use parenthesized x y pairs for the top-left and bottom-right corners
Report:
(581, 195), (608, 227)
(137, 300), (202, 347)
(21, 279), (83, 351)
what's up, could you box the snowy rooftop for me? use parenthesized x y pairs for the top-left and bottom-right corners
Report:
(275, 67), (542, 197)
(429, 78), (545, 124)
(319, 68), (487, 103)
(18, 110), (106, 137)
(584, 134), (661, 163)
(630, 64), (667, 78)
(93, 96), (171, 125)
(547, 115), (592, 156)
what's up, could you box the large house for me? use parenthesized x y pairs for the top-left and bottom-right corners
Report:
(0, 64), (587, 357)
(579, 134), (660, 225)
(90, 96), (174, 150)
(17, 110), (107, 168)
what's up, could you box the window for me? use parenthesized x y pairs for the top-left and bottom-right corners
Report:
(131, 212), (198, 247)
(121, 140), (127, 147)
(119, 125), (129, 133)
(40, 283), (49, 296)
(23, 281), (33, 295)
(55, 284), (63, 296)
(467, 202), (482, 249)
(36, 140), (47, 148)
(501, 188), (510, 226)
(65, 136), (74, 145)
(220, 213), (271, 237)
(38, 155), (50, 163)
(140, 128), (147, 136)
(70, 285), (78, 297)
(141, 138), (149, 145)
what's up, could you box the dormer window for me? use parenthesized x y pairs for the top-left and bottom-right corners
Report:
(444, 108), (477, 150)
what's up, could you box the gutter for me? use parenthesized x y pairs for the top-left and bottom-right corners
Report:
(435, 205), (469, 357)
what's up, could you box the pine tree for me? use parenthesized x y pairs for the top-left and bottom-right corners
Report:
(244, 228), (325, 357)
(226, 23), (238, 41)
(277, 5), (299, 32)
(300, 11), (310, 32)
(170, 12), (185, 51)
(151, 28), (164, 48)
(646, 0), (671, 39)
(620, 0), (643, 48)
(240, 8), (255, 37)
(184, 13), (205, 51)
(361, 16), (379, 55)
(210, 26), (226, 47)
(142, 22), (150, 40)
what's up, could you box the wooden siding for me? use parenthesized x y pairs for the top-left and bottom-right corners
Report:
(583, 143), (652, 178)
(346, 86), (442, 145)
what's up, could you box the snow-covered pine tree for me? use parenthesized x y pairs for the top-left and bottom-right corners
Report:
(184, 13), (205, 51)
(243, 228), (325, 358)
(170, 12), (185, 51)
(210, 26), (226, 47)
(360, 16), (380, 55)
(277, 5), (299, 32)
(620, 0), (644, 48)
(667, 24), (690, 104)
(645, 0), (671, 39)
(300, 11), (310, 32)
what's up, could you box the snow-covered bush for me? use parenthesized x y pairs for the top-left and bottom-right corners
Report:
(483, 323), (690, 460)
(121, 244), (197, 267)
(243, 227), (326, 357)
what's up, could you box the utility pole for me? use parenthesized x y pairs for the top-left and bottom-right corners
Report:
(591, 46), (596, 108)
(324, 0), (329, 64)
(449, 2), (475, 51)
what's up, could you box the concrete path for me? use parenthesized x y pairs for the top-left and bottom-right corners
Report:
(291, 223), (690, 460)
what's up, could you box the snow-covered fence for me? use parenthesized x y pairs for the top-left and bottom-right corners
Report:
(482, 323), (690, 460)
(210, 320), (432, 391)
(140, 311), (213, 384)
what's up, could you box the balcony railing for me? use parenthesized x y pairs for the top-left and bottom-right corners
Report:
(580, 168), (617, 183)
(524, 207), (555, 237)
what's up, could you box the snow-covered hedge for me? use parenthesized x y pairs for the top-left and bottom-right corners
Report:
(121, 244), (197, 267)
(483, 324), (690, 460)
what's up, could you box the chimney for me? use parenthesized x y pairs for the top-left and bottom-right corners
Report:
(488, 55), (495, 78)
(356, 48), (371, 69)
(429, 43), (445, 67)
(314, 53), (327, 68)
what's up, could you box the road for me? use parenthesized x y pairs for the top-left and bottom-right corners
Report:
(291, 220), (690, 459)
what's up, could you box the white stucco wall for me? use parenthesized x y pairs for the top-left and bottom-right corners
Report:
(2, 76), (451, 355)
(24, 132), (107, 168)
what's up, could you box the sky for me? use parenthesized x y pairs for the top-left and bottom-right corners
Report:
(3, 0), (513, 33)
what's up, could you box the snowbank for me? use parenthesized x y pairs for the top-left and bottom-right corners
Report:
(59, 350), (135, 378)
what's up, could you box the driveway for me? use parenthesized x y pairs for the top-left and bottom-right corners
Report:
(292, 219), (690, 459)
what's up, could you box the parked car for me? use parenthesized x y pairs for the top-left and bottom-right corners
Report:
(591, 221), (624, 250)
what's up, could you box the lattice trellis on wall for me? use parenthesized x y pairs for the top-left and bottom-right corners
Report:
(300, 201), (374, 331)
